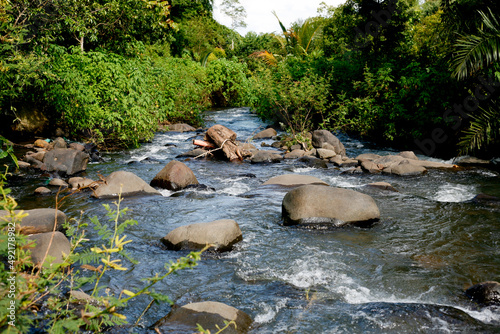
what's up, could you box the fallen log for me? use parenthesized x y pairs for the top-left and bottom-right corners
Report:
(205, 124), (241, 161)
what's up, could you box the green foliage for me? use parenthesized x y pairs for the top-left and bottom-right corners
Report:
(0, 173), (205, 332)
(2, 0), (174, 54)
(205, 58), (252, 107)
(0, 136), (17, 167)
(451, 8), (500, 80)
(250, 59), (329, 135)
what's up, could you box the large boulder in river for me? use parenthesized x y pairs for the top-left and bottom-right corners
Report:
(155, 301), (252, 334)
(0, 208), (66, 235)
(150, 160), (199, 191)
(93, 171), (161, 198)
(311, 130), (346, 156)
(43, 148), (89, 175)
(262, 174), (329, 187)
(27, 231), (71, 266)
(161, 219), (242, 252)
(465, 281), (500, 305)
(282, 185), (380, 227)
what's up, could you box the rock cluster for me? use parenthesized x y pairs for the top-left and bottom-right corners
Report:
(20, 137), (92, 176)
(0, 209), (70, 266)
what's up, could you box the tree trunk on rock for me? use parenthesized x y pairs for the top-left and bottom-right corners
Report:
(206, 125), (242, 161)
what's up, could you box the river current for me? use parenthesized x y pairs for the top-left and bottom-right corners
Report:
(9, 107), (500, 333)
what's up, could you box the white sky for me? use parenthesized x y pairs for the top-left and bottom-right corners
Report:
(213, 0), (346, 35)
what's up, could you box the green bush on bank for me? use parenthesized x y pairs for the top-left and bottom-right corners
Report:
(46, 49), (209, 148)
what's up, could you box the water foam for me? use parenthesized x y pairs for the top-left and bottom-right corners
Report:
(433, 183), (476, 202)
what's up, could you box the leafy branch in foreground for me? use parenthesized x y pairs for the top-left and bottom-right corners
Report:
(0, 175), (205, 333)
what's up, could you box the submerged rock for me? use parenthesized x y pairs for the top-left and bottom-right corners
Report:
(150, 160), (199, 191)
(465, 281), (500, 305)
(282, 185), (380, 227)
(155, 301), (252, 334)
(298, 156), (328, 169)
(93, 171), (160, 198)
(161, 219), (242, 252)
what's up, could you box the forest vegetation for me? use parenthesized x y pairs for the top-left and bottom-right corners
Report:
(0, 0), (499, 157)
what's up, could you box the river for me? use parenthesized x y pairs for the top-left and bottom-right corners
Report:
(8, 107), (500, 333)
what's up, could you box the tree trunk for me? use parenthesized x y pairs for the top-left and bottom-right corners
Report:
(205, 125), (241, 161)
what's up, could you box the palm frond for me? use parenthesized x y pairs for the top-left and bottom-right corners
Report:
(458, 103), (500, 154)
(249, 50), (277, 66)
(452, 8), (500, 80)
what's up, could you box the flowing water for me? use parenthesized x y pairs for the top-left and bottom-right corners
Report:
(8, 107), (500, 333)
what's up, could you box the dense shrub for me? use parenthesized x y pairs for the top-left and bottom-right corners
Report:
(205, 58), (253, 107)
(44, 50), (209, 148)
(250, 59), (329, 134)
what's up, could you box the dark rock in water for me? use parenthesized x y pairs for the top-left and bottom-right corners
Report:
(161, 219), (242, 252)
(83, 143), (101, 162)
(150, 160), (199, 191)
(298, 156), (328, 169)
(28, 231), (71, 266)
(237, 173), (257, 178)
(282, 185), (380, 227)
(140, 157), (161, 164)
(465, 281), (500, 305)
(311, 130), (346, 156)
(177, 148), (208, 158)
(251, 150), (283, 164)
(341, 167), (363, 175)
(154, 301), (252, 334)
(349, 302), (493, 332)
(471, 193), (500, 203)
(271, 141), (282, 149)
(164, 143), (177, 147)
(43, 148), (89, 175)
(184, 184), (216, 192)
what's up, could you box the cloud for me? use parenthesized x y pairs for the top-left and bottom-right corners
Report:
(213, 0), (344, 35)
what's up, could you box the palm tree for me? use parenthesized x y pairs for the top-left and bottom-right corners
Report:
(271, 12), (324, 57)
